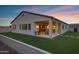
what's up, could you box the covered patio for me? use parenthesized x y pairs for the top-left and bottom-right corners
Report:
(34, 18), (61, 38)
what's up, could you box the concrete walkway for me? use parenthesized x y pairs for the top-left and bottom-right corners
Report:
(0, 35), (50, 54)
(0, 37), (17, 54)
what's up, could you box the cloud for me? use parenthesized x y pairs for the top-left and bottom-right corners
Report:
(45, 5), (79, 15)
(17, 7), (38, 13)
(48, 13), (79, 24)
(17, 6), (46, 13)
(17, 6), (56, 14)
(43, 5), (79, 24)
(0, 18), (13, 26)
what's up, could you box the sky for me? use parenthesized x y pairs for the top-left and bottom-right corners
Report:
(0, 5), (79, 26)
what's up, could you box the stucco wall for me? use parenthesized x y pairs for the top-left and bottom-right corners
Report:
(12, 12), (50, 36)
(11, 12), (69, 37)
(69, 24), (79, 32)
(60, 23), (69, 34)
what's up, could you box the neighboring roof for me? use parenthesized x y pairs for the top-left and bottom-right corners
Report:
(11, 11), (68, 25)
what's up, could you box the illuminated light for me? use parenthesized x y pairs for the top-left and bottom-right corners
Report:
(47, 25), (49, 29)
(53, 25), (56, 29)
(36, 25), (39, 28)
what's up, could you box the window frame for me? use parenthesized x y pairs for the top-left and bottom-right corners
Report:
(28, 24), (31, 30)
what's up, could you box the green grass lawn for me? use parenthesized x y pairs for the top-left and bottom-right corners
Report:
(1, 32), (79, 54)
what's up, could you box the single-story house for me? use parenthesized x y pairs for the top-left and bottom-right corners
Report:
(11, 11), (70, 38)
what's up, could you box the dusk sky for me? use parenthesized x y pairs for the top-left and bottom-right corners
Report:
(0, 5), (79, 26)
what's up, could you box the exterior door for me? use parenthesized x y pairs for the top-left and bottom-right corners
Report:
(74, 28), (77, 32)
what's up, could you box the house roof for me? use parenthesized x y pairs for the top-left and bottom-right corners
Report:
(11, 11), (68, 25)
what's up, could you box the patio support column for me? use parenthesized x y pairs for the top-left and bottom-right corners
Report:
(49, 17), (52, 39)
(56, 20), (58, 34)
(17, 24), (19, 32)
(32, 22), (35, 36)
(60, 23), (63, 34)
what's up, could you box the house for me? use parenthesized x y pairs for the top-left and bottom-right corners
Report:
(11, 11), (69, 38)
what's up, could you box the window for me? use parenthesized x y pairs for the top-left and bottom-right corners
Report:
(22, 24), (27, 30)
(19, 24), (22, 30)
(12, 24), (16, 29)
(52, 21), (56, 33)
(65, 25), (67, 29)
(28, 24), (31, 30)
(19, 24), (31, 30)
(62, 25), (64, 29)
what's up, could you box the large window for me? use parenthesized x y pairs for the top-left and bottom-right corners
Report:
(22, 24), (27, 30)
(62, 25), (64, 29)
(52, 21), (56, 33)
(19, 24), (22, 30)
(28, 24), (31, 30)
(19, 24), (31, 30)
